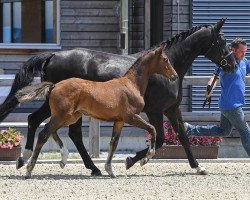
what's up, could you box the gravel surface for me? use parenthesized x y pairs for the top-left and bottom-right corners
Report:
(0, 160), (250, 200)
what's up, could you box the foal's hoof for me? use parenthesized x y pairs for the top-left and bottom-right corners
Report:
(109, 173), (116, 178)
(107, 171), (116, 178)
(125, 157), (134, 170)
(197, 170), (208, 175)
(59, 161), (66, 169)
(105, 164), (116, 178)
(16, 157), (25, 169)
(140, 158), (149, 167)
(91, 170), (102, 176)
(25, 172), (32, 179)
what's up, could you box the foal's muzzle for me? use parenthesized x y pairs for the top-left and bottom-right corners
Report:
(170, 74), (179, 82)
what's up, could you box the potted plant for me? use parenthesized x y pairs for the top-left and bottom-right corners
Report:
(146, 122), (222, 159)
(0, 128), (24, 161)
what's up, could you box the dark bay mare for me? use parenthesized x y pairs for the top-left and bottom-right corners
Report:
(15, 45), (177, 178)
(0, 19), (235, 175)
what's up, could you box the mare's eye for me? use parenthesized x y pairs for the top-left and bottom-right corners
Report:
(218, 36), (226, 46)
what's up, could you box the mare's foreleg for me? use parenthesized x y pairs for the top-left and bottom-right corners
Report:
(25, 122), (52, 179)
(125, 112), (164, 170)
(164, 106), (207, 175)
(17, 100), (51, 169)
(68, 118), (102, 176)
(51, 132), (68, 169)
(125, 114), (156, 167)
(105, 121), (124, 178)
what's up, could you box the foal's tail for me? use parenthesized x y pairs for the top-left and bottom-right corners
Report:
(0, 53), (54, 121)
(15, 82), (55, 103)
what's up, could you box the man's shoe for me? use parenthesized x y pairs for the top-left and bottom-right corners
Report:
(183, 122), (189, 133)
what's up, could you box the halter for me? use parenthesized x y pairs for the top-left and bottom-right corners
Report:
(203, 26), (233, 108)
(204, 27), (232, 68)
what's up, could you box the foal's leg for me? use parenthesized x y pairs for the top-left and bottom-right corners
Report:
(68, 118), (102, 176)
(125, 114), (156, 167)
(164, 106), (207, 175)
(51, 132), (69, 169)
(105, 121), (124, 178)
(125, 112), (164, 170)
(25, 122), (52, 179)
(17, 100), (51, 169)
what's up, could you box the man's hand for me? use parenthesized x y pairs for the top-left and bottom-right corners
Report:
(205, 85), (212, 98)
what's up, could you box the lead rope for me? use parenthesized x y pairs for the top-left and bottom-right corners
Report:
(202, 67), (221, 109)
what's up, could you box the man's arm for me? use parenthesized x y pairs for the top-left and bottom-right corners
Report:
(205, 74), (220, 98)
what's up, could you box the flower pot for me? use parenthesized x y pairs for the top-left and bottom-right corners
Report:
(0, 146), (21, 161)
(153, 145), (219, 159)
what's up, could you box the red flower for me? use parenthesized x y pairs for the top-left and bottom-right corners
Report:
(145, 122), (222, 146)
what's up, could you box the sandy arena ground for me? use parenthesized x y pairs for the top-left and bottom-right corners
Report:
(0, 159), (249, 200)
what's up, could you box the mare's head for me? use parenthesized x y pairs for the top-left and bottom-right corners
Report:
(148, 44), (178, 80)
(204, 18), (236, 73)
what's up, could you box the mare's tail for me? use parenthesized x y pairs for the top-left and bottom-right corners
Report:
(0, 53), (54, 121)
(15, 82), (55, 103)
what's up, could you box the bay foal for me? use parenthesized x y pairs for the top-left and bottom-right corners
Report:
(16, 45), (178, 178)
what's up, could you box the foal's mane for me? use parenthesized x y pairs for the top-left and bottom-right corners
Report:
(124, 49), (153, 76)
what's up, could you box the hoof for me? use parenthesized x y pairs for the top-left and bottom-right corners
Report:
(196, 166), (208, 175)
(91, 170), (102, 176)
(25, 172), (32, 179)
(59, 161), (66, 169)
(107, 171), (116, 178)
(140, 158), (148, 167)
(125, 157), (134, 170)
(109, 173), (116, 178)
(16, 157), (25, 169)
(105, 164), (116, 178)
(197, 170), (208, 175)
(106, 171), (116, 178)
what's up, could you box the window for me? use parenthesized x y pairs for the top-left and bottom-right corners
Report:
(0, 0), (60, 49)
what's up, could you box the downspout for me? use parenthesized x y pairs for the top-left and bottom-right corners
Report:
(177, 0), (180, 33)
(120, 0), (129, 55)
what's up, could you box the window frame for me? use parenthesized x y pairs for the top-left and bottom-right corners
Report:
(0, 0), (61, 50)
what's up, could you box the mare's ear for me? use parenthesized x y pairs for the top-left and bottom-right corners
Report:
(214, 18), (227, 32)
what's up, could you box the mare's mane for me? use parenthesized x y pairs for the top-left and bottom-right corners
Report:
(163, 24), (210, 48)
(144, 24), (211, 53)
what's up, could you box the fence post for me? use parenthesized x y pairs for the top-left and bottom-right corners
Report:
(89, 117), (100, 158)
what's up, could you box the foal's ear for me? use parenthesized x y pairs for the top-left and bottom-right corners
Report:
(160, 43), (167, 50)
(214, 18), (227, 32)
(155, 43), (166, 55)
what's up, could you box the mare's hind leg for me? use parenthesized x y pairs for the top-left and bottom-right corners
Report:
(51, 132), (69, 169)
(164, 106), (207, 175)
(125, 114), (156, 167)
(68, 118), (102, 176)
(25, 122), (52, 179)
(17, 100), (51, 169)
(105, 121), (124, 178)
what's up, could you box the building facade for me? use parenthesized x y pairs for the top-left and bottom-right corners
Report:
(1, 0), (250, 116)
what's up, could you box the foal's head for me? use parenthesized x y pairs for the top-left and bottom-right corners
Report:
(148, 44), (178, 81)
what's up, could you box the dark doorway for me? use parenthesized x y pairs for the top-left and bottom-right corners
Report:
(150, 0), (163, 46)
